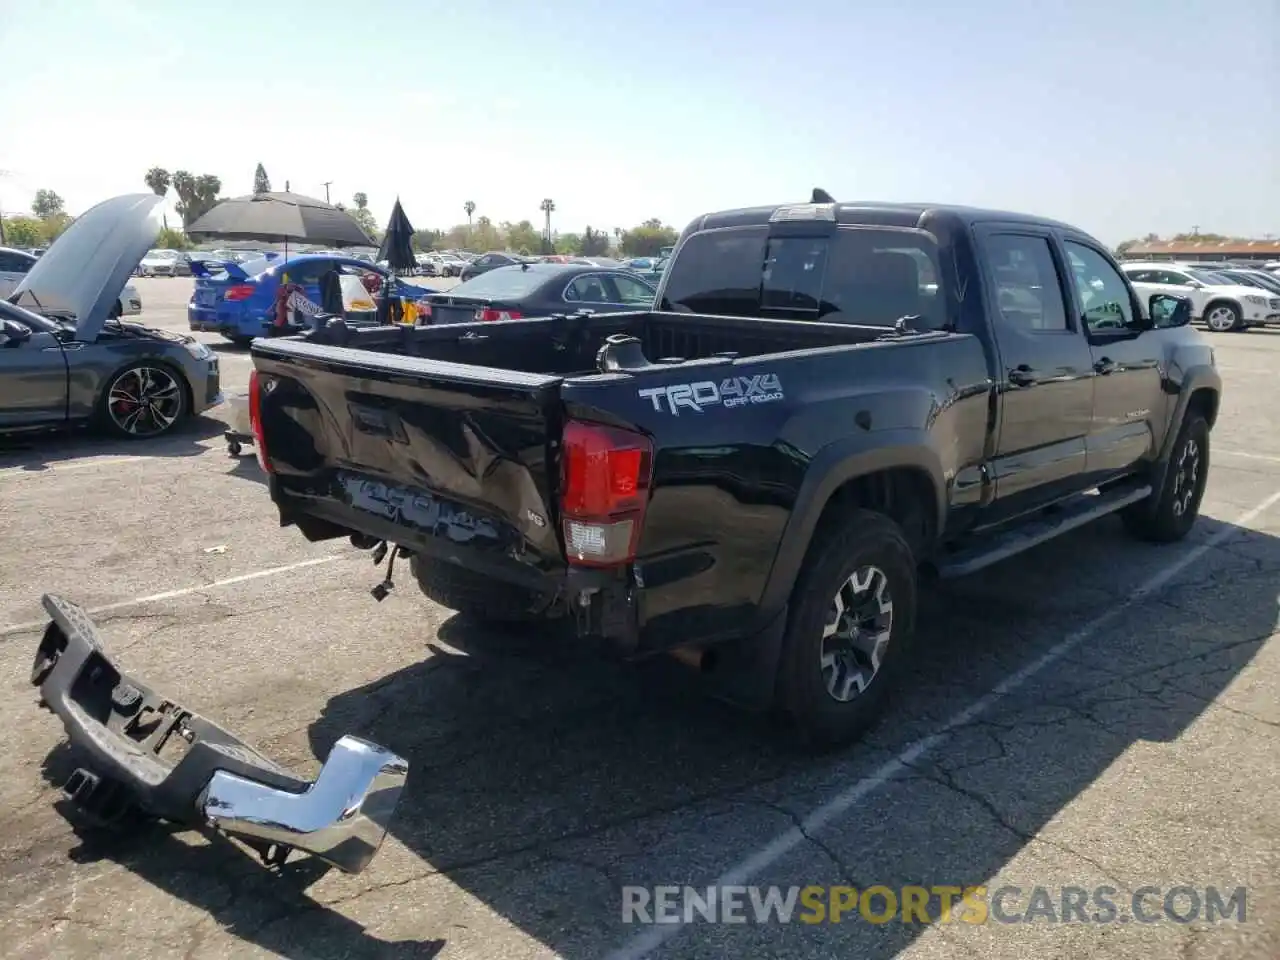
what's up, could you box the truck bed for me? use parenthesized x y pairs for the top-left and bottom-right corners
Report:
(248, 310), (955, 633)
(269, 309), (892, 380)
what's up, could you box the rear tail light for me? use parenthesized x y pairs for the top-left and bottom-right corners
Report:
(560, 420), (653, 567)
(224, 284), (256, 301)
(248, 369), (273, 473)
(479, 308), (523, 322)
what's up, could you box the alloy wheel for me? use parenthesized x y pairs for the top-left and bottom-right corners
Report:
(820, 565), (894, 703)
(1171, 436), (1201, 517)
(1205, 306), (1237, 332)
(108, 366), (183, 437)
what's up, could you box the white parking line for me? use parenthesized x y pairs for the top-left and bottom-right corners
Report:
(604, 488), (1280, 959)
(0, 555), (349, 638)
(1219, 449), (1280, 465)
(0, 456), (154, 479)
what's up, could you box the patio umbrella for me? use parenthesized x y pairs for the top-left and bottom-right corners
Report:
(187, 191), (374, 247)
(377, 198), (417, 273)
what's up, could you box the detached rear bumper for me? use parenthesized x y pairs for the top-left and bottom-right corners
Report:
(31, 595), (408, 874)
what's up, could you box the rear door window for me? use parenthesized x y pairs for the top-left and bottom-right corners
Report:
(660, 225), (945, 327)
(564, 275), (613, 303)
(606, 273), (657, 306)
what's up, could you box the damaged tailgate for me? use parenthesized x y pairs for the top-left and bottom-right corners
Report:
(31, 594), (407, 874)
(251, 337), (569, 585)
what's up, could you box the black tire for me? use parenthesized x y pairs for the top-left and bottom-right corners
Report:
(97, 361), (190, 440)
(1202, 301), (1242, 333)
(409, 554), (559, 623)
(775, 509), (917, 747)
(1122, 415), (1209, 543)
(222, 333), (255, 346)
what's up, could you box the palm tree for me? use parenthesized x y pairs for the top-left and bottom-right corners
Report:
(144, 167), (171, 229)
(539, 198), (555, 254)
(464, 200), (475, 227)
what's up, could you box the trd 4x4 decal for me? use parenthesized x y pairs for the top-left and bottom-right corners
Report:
(638, 374), (784, 416)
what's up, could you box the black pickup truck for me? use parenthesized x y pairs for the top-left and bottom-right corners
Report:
(28, 195), (1220, 873)
(244, 195), (1220, 743)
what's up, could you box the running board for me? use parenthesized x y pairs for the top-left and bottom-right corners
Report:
(934, 484), (1152, 579)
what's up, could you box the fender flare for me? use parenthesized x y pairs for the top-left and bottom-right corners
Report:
(1148, 364), (1221, 496)
(754, 429), (947, 623)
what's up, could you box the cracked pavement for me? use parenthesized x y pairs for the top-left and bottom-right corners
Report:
(0, 278), (1276, 959)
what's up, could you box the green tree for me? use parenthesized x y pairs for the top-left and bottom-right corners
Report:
(580, 226), (609, 257)
(253, 163), (271, 194)
(172, 171), (222, 228)
(620, 219), (678, 257)
(144, 167), (171, 229)
(349, 192), (377, 238)
(470, 216), (504, 252)
(411, 228), (442, 252)
(554, 233), (580, 255)
(504, 219), (541, 253)
(2, 216), (46, 247)
(1171, 231), (1238, 243)
(31, 189), (64, 218)
(156, 226), (191, 250)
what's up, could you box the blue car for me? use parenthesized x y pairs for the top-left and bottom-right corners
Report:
(187, 253), (435, 344)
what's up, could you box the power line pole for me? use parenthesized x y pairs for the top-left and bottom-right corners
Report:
(322, 181), (332, 203)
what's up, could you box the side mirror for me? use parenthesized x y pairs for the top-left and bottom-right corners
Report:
(0, 318), (32, 346)
(1149, 294), (1191, 329)
(1186, 279), (1204, 289)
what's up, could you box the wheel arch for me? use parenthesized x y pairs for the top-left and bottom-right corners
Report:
(754, 430), (946, 624)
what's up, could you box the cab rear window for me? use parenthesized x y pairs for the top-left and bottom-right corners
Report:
(660, 225), (945, 328)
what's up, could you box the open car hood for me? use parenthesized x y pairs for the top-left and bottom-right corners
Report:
(9, 193), (164, 342)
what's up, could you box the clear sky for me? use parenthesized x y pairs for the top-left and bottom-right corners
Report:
(1, 0), (1276, 245)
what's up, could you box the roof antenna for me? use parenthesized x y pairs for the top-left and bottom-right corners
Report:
(811, 188), (835, 204)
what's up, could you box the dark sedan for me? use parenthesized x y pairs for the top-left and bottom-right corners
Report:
(457, 251), (538, 282)
(1, 194), (222, 441)
(421, 262), (657, 324)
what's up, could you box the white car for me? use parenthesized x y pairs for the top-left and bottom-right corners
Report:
(1120, 261), (1280, 332)
(137, 248), (188, 277)
(0, 245), (142, 317)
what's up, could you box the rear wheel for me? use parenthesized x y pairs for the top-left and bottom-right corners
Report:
(775, 509), (917, 746)
(98, 363), (189, 440)
(409, 554), (560, 623)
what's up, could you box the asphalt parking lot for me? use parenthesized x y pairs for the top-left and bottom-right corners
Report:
(1, 277), (1277, 959)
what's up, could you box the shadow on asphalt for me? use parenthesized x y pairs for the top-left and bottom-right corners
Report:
(0, 414), (226, 472)
(37, 512), (1280, 958)
(207, 341), (251, 355)
(38, 742), (445, 958)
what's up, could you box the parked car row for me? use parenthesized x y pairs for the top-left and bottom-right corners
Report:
(187, 253), (436, 344)
(134, 247), (278, 278)
(1121, 261), (1280, 332)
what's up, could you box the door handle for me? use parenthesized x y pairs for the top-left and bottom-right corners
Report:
(1094, 357), (1116, 375)
(1008, 365), (1036, 387)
